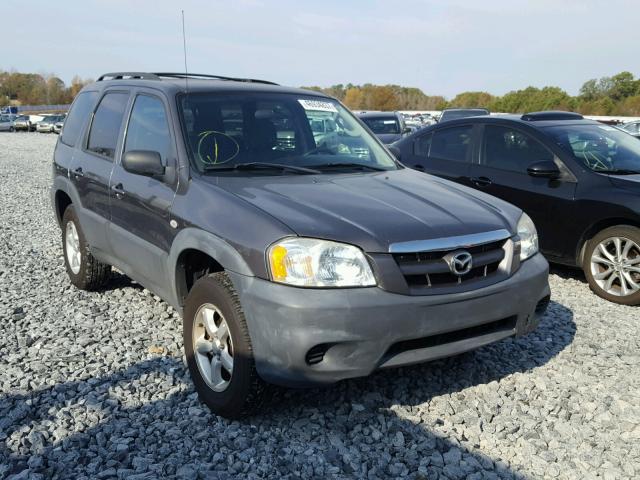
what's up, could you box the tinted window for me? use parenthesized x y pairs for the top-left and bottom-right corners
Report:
(87, 92), (129, 159)
(483, 125), (553, 172)
(61, 91), (97, 147)
(430, 125), (473, 162)
(414, 132), (432, 157)
(361, 117), (400, 134)
(124, 95), (171, 163)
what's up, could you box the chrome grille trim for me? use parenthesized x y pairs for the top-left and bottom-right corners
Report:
(388, 229), (512, 254)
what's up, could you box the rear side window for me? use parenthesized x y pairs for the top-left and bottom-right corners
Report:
(414, 132), (432, 157)
(430, 125), (473, 162)
(124, 95), (171, 163)
(483, 125), (553, 172)
(61, 91), (97, 147)
(87, 92), (129, 159)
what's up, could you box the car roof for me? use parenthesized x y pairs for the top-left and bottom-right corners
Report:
(435, 113), (602, 129)
(82, 72), (328, 98)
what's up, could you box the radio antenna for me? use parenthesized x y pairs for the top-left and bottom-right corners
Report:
(181, 10), (189, 93)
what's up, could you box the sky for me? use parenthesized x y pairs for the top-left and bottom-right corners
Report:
(1, 0), (637, 98)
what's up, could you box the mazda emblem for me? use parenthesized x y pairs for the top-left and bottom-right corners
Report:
(445, 250), (473, 276)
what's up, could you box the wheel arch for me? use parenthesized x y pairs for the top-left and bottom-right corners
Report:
(577, 218), (640, 265)
(168, 228), (254, 309)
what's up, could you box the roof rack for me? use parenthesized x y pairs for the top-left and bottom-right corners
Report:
(521, 111), (584, 121)
(97, 72), (161, 81)
(97, 72), (278, 85)
(154, 73), (278, 85)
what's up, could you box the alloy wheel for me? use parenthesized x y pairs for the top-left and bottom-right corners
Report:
(65, 221), (82, 275)
(192, 303), (234, 392)
(590, 236), (640, 297)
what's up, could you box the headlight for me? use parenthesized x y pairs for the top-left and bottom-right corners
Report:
(267, 237), (376, 287)
(517, 212), (539, 261)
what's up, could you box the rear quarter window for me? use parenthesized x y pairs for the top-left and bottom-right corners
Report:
(61, 91), (98, 147)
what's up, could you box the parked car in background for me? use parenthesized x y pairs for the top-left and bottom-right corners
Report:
(27, 115), (46, 131)
(0, 114), (15, 132)
(390, 111), (640, 305)
(51, 71), (549, 418)
(53, 119), (65, 134)
(13, 115), (31, 131)
(439, 108), (490, 123)
(357, 111), (410, 144)
(37, 114), (65, 133)
(619, 121), (640, 139)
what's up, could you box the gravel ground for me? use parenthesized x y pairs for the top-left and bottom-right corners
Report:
(1, 132), (639, 480)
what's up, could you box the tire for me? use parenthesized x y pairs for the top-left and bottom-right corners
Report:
(183, 272), (267, 418)
(583, 225), (640, 305)
(9, 126), (14, 132)
(61, 205), (111, 290)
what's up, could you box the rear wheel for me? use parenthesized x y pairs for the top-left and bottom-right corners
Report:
(183, 272), (267, 418)
(62, 206), (111, 290)
(584, 225), (640, 305)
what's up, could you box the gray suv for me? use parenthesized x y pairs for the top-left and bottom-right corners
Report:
(51, 72), (550, 418)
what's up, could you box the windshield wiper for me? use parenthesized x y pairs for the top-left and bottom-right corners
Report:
(597, 169), (640, 175)
(309, 162), (387, 172)
(203, 162), (321, 174)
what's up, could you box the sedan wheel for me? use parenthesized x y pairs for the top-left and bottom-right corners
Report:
(590, 236), (640, 296)
(584, 226), (640, 305)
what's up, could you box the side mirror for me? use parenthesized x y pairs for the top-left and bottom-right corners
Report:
(388, 145), (401, 161)
(122, 150), (165, 177)
(402, 127), (412, 134)
(527, 160), (560, 179)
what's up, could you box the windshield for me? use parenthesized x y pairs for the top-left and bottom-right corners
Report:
(544, 124), (640, 173)
(361, 116), (401, 134)
(178, 93), (398, 173)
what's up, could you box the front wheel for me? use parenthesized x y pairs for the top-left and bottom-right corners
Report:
(584, 225), (640, 305)
(183, 272), (267, 418)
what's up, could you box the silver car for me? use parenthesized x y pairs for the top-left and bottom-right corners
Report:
(36, 115), (63, 133)
(0, 114), (16, 132)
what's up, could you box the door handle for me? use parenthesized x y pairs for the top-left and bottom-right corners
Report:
(73, 167), (84, 178)
(111, 183), (125, 198)
(471, 176), (492, 187)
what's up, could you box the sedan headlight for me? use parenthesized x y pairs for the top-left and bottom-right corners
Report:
(267, 237), (376, 287)
(517, 212), (539, 261)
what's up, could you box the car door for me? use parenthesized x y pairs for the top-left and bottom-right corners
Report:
(107, 90), (179, 293)
(71, 90), (130, 255)
(469, 123), (578, 258)
(404, 124), (477, 186)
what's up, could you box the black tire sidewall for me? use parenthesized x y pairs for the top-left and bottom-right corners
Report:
(583, 225), (640, 305)
(61, 206), (89, 288)
(183, 274), (257, 417)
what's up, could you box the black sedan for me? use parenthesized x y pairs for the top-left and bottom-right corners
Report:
(390, 111), (640, 305)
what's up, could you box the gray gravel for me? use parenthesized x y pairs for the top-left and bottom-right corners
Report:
(1, 132), (639, 480)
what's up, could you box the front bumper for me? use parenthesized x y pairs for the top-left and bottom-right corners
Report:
(230, 253), (550, 387)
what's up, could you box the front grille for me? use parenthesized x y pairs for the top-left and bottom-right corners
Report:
(393, 239), (507, 294)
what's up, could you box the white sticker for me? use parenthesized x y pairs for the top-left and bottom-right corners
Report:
(298, 99), (338, 113)
(383, 120), (396, 124)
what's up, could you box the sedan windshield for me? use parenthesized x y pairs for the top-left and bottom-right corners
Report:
(361, 116), (401, 134)
(178, 93), (398, 173)
(544, 124), (640, 174)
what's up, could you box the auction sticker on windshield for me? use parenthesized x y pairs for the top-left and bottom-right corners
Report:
(298, 99), (338, 113)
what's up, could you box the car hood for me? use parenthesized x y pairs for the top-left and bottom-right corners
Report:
(207, 169), (520, 253)
(608, 174), (640, 192)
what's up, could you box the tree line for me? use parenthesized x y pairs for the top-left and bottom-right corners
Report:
(304, 71), (640, 115)
(0, 71), (93, 106)
(3, 69), (639, 116)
